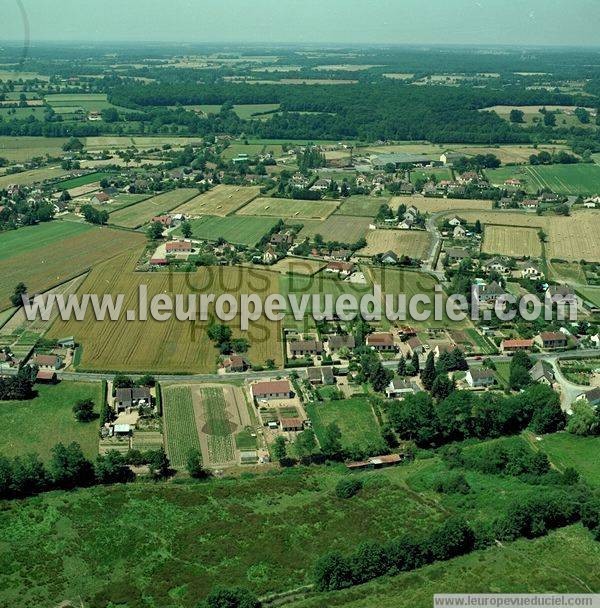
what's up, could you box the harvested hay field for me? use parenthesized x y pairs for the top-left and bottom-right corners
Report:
(270, 257), (327, 275)
(390, 196), (493, 214)
(443, 209), (600, 262)
(295, 214), (371, 243)
(173, 185), (261, 217)
(0, 222), (145, 309)
(236, 197), (339, 220)
(335, 196), (387, 217)
(109, 188), (198, 228)
(359, 229), (431, 259)
(482, 225), (542, 258)
(48, 252), (283, 373)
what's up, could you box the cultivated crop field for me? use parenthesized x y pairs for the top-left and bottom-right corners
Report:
(198, 387), (237, 465)
(482, 225), (542, 258)
(109, 188), (198, 228)
(0, 136), (69, 162)
(237, 197), (339, 219)
(173, 185), (261, 216)
(297, 214), (372, 243)
(448, 209), (600, 262)
(359, 229), (431, 259)
(305, 397), (382, 450)
(0, 222), (146, 309)
(0, 382), (101, 460)
(335, 195), (386, 217)
(162, 385), (201, 468)
(390, 195), (493, 214)
(485, 164), (600, 195)
(175, 215), (279, 246)
(48, 252), (284, 373)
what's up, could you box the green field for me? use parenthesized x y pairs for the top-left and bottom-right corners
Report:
(44, 93), (124, 112)
(537, 432), (600, 486)
(54, 171), (113, 191)
(305, 397), (383, 450)
(296, 214), (371, 243)
(409, 167), (453, 183)
(0, 221), (146, 309)
(577, 286), (600, 307)
(162, 385), (201, 469)
(174, 214), (279, 246)
(221, 142), (284, 160)
(109, 188), (198, 228)
(0, 166), (70, 188)
(335, 195), (387, 217)
(200, 387), (236, 463)
(486, 163), (600, 195)
(0, 381), (101, 461)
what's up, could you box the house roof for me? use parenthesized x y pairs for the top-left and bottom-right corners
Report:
(36, 370), (56, 381)
(529, 361), (554, 382)
(328, 334), (356, 349)
(280, 417), (304, 428)
(290, 340), (323, 352)
(32, 354), (60, 367)
(468, 368), (496, 381)
(502, 339), (534, 349)
(252, 380), (291, 396)
(327, 261), (354, 273)
(166, 240), (192, 252)
(539, 331), (567, 342)
(366, 333), (394, 346)
(585, 387), (600, 404)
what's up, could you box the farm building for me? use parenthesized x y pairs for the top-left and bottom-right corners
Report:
(90, 191), (111, 205)
(166, 240), (192, 254)
(407, 336), (424, 356)
(371, 153), (436, 169)
(325, 261), (355, 276)
(501, 339), (534, 354)
(346, 453), (407, 471)
(366, 333), (395, 351)
(280, 418), (304, 432)
(223, 355), (248, 373)
(251, 380), (293, 401)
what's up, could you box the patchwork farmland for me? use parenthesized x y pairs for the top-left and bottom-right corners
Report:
(109, 188), (198, 228)
(359, 229), (431, 259)
(482, 225), (542, 258)
(445, 209), (600, 262)
(237, 197), (339, 219)
(0, 221), (146, 309)
(173, 185), (261, 216)
(48, 252), (283, 373)
(174, 215), (280, 246)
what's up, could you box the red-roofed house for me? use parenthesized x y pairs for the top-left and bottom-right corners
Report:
(251, 380), (293, 402)
(166, 240), (192, 253)
(366, 333), (396, 351)
(535, 332), (568, 350)
(501, 339), (534, 354)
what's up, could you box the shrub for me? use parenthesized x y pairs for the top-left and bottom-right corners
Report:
(335, 477), (363, 499)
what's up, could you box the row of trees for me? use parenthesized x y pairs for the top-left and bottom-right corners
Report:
(0, 442), (171, 500)
(386, 383), (565, 448)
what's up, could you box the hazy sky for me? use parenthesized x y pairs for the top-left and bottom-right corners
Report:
(2, 0), (600, 46)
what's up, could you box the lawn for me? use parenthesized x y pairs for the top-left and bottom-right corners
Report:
(162, 385), (201, 468)
(173, 185), (261, 216)
(335, 196), (387, 218)
(109, 188), (198, 228)
(0, 221), (146, 309)
(237, 197), (339, 220)
(0, 381), (101, 460)
(305, 397), (382, 450)
(174, 214), (279, 246)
